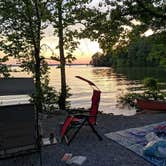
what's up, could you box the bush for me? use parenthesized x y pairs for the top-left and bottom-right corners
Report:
(118, 77), (166, 107)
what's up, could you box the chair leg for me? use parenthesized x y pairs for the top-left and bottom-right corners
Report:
(61, 127), (72, 144)
(88, 121), (102, 141)
(67, 119), (87, 145)
(61, 118), (102, 145)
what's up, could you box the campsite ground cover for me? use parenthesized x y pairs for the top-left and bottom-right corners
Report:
(1, 112), (166, 166)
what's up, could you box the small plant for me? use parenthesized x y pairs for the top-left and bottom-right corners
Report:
(143, 77), (165, 100)
(118, 93), (140, 107)
(118, 77), (166, 107)
(0, 56), (10, 78)
(143, 77), (158, 91)
(31, 83), (59, 113)
(40, 79), (59, 113)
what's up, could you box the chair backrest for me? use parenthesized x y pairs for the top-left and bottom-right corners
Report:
(89, 89), (101, 124)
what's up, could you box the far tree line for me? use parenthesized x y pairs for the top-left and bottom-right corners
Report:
(90, 32), (166, 68)
(89, 0), (166, 68)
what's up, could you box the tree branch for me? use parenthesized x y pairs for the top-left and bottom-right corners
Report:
(136, 0), (166, 19)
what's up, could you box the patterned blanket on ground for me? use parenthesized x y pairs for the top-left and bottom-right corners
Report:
(105, 121), (166, 166)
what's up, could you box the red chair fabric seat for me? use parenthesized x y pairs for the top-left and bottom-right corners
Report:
(60, 77), (102, 145)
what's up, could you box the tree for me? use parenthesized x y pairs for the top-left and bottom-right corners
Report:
(88, 0), (166, 68)
(109, 0), (166, 32)
(80, 1), (129, 55)
(94, 0), (165, 52)
(132, 0), (166, 31)
(49, 0), (93, 109)
(90, 52), (104, 66)
(0, 0), (59, 112)
(0, 0), (57, 148)
(148, 32), (166, 67)
(0, 55), (10, 78)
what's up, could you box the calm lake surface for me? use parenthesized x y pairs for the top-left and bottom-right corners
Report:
(8, 65), (166, 116)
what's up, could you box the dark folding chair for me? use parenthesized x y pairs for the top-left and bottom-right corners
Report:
(60, 76), (102, 145)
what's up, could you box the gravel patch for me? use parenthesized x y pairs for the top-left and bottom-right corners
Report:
(0, 111), (165, 166)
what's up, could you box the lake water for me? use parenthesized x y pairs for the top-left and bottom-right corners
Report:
(3, 65), (166, 116)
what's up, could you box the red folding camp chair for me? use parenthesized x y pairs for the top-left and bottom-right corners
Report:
(60, 76), (102, 145)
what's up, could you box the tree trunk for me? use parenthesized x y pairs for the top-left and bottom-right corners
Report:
(34, 49), (42, 112)
(34, 0), (43, 150)
(58, 0), (67, 110)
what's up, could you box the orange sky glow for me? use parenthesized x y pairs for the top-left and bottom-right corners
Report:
(0, 38), (102, 65)
(0, 25), (153, 65)
(40, 25), (102, 64)
(0, 30), (102, 65)
(41, 36), (102, 64)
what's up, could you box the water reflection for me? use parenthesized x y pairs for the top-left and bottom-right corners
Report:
(10, 65), (166, 116)
(114, 67), (166, 82)
(89, 67), (137, 115)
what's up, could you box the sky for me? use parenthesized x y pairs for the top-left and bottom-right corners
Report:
(0, 27), (102, 65)
(0, 0), (102, 65)
(40, 0), (103, 64)
(41, 25), (102, 64)
(0, 0), (154, 65)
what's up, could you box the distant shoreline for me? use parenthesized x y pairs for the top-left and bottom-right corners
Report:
(7, 64), (91, 67)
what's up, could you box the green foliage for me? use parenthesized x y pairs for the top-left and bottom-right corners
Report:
(0, 0), (59, 112)
(31, 75), (59, 113)
(0, 56), (10, 78)
(119, 77), (166, 107)
(143, 77), (158, 91)
(49, 0), (93, 63)
(90, 52), (109, 67)
(88, 1), (166, 68)
(91, 32), (166, 68)
(118, 93), (141, 107)
(160, 58), (166, 67)
(0, 64), (10, 78)
(48, 0), (93, 109)
(112, 0), (166, 32)
(142, 77), (166, 101)
(79, 1), (128, 54)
